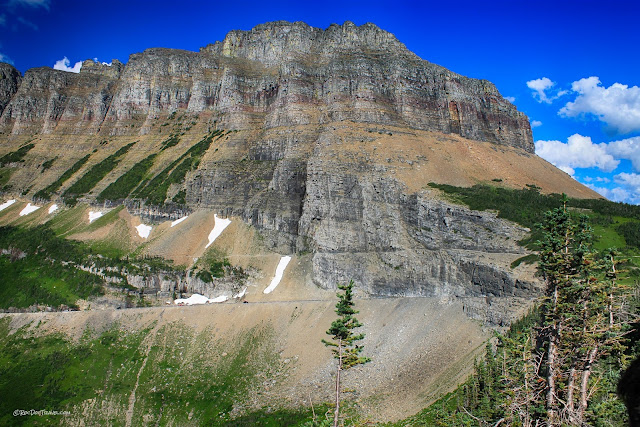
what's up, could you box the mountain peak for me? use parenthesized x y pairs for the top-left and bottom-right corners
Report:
(200, 20), (415, 66)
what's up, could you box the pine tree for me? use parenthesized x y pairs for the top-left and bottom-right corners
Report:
(323, 280), (369, 427)
(537, 198), (629, 425)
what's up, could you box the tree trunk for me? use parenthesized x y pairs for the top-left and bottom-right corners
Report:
(566, 366), (577, 423)
(334, 339), (342, 427)
(546, 286), (560, 425)
(578, 346), (598, 424)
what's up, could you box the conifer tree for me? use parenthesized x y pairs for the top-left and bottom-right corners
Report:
(537, 197), (628, 425)
(323, 280), (369, 427)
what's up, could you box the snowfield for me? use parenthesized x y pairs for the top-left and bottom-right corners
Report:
(174, 294), (228, 305)
(48, 204), (58, 214)
(263, 256), (292, 294)
(205, 215), (231, 248)
(88, 211), (103, 223)
(136, 224), (152, 239)
(0, 200), (16, 211)
(19, 203), (40, 216)
(171, 216), (188, 227)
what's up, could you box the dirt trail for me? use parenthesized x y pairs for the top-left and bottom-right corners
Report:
(125, 311), (163, 427)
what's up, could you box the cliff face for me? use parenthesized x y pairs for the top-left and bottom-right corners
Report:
(0, 63), (21, 117)
(0, 21), (578, 324)
(0, 21), (532, 151)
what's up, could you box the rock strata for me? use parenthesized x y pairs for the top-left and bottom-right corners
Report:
(0, 21), (532, 151)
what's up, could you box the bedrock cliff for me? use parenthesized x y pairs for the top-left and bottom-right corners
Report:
(0, 21), (532, 151)
(0, 21), (600, 324)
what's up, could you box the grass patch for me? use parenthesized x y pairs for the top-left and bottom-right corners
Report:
(47, 204), (88, 236)
(134, 131), (222, 206)
(63, 143), (136, 204)
(160, 133), (181, 150)
(0, 318), (321, 425)
(40, 156), (57, 172)
(96, 153), (158, 202)
(0, 167), (13, 188)
(0, 319), (147, 425)
(0, 143), (34, 166)
(510, 253), (538, 269)
(34, 154), (91, 201)
(0, 225), (104, 309)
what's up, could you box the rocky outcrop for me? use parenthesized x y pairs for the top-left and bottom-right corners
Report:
(0, 63), (120, 135)
(0, 21), (532, 151)
(0, 63), (21, 117)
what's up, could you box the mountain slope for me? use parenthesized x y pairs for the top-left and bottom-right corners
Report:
(0, 21), (608, 423)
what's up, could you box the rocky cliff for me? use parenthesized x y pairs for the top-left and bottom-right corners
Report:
(0, 63), (21, 117)
(0, 21), (598, 324)
(0, 21), (532, 151)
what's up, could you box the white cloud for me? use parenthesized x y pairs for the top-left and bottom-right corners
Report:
(582, 176), (610, 183)
(606, 136), (640, 171)
(615, 172), (640, 189)
(0, 52), (14, 65)
(53, 57), (82, 73)
(526, 77), (568, 104)
(612, 173), (640, 204)
(559, 76), (640, 134)
(504, 96), (516, 103)
(586, 184), (631, 203)
(527, 77), (554, 103)
(535, 134), (619, 176)
(530, 120), (542, 128)
(17, 16), (37, 30)
(93, 57), (112, 66)
(9, 0), (50, 9)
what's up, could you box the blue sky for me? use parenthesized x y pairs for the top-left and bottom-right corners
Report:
(2, 0), (640, 203)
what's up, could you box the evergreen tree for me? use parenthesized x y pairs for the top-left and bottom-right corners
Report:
(323, 280), (369, 427)
(537, 198), (629, 425)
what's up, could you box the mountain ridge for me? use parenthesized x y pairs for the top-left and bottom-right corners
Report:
(0, 20), (599, 326)
(0, 20), (533, 152)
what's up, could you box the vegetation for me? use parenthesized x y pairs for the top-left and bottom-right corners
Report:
(34, 154), (91, 200)
(616, 221), (640, 250)
(428, 183), (640, 249)
(40, 156), (57, 172)
(0, 225), (104, 309)
(0, 319), (316, 425)
(160, 133), (181, 150)
(322, 280), (370, 427)
(96, 153), (157, 202)
(133, 130), (222, 206)
(0, 167), (13, 190)
(0, 143), (35, 166)
(63, 143), (136, 204)
(396, 201), (638, 426)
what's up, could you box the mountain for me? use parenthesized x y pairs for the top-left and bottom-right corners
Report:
(0, 21), (604, 422)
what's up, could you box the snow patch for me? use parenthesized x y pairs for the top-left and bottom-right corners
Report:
(264, 256), (292, 294)
(0, 199), (16, 211)
(233, 287), (247, 299)
(171, 216), (188, 227)
(136, 224), (152, 239)
(88, 211), (103, 223)
(48, 204), (58, 214)
(19, 203), (40, 216)
(205, 215), (231, 248)
(174, 293), (228, 305)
